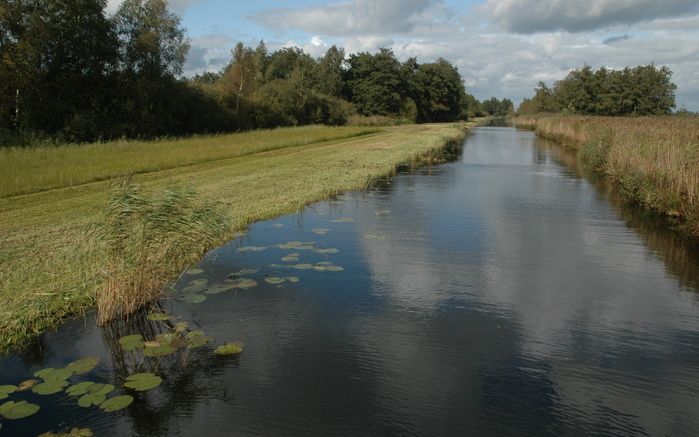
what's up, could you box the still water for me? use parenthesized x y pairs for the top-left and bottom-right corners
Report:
(2, 127), (699, 436)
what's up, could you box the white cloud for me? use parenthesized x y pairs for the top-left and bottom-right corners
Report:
(106, 0), (203, 15)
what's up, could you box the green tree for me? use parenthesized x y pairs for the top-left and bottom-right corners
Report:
(345, 48), (404, 116)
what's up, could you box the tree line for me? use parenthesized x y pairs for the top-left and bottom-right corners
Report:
(0, 0), (503, 146)
(518, 64), (677, 116)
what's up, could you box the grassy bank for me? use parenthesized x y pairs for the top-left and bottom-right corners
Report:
(515, 115), (699, 236)
(0, 122), (477, 354)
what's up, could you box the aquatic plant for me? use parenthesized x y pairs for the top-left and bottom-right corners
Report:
(92, 179), (232, 325)
(124, 373), (162, 391)
(38, 426), (94, 436)
(66, 357), (100, 375)
(100, 395), (134, 412)
(0, 400), (40, 419)
(0, 385), (16, 400)
(119, 334), (145, 351)
(214, 343), (244, 356)
(76, 384), (114, 408)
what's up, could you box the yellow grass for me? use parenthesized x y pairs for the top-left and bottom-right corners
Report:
(0, 122), (477, 354)
(516, 115), (699, 235)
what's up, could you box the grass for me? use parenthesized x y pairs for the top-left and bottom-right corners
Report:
(0, 125), (376, 198)
(0, 121), (477, 354)
(515, 115), (699, 236)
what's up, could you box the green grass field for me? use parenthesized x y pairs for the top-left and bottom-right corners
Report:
(0, 122), (476, 354)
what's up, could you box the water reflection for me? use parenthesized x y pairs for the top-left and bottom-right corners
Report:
(1, 127), (698, 436)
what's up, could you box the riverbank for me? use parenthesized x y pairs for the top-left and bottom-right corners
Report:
(515, 115), (699, 237)
(0, 121), (477, 354)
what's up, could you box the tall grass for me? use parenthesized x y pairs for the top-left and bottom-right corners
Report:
(0, 125), (376, 198)
(516, 115), (699, 235)
(92, 178), (231, 324)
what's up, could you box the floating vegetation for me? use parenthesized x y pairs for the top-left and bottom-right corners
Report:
(186, 331), (213, 349)
(76, 384), (114, 408)
(313, 248), (339, 254)
(265, 277), (285, 284)
(183, 293), (207, 304)
(39, 427), (94, 436)
(374, 210), (391, 216)
(65, 382), (95, 397)
(0, 400), (40, 419)
(146, 312), (170, 321)
(276, 241), (315, 250)
(230, 268), (258, 277)
(182, 278), (209, 294)
(174, 322), (189, 333)
(237, 246), (266, 252)
(66, 357), (100, 375)
(286, 276), (300, 283)
(311, 228), (330, 235)
(184, 267), (204, 275)
(124, 373), (162, 392)
(313, 261), (344, 272)
(33, 368), (73, 395)
(0, 385), (16, 400)
(214, 343), (244, 356)
(17, 379), (38, 392)
(228, 278), (258, 289)
(119, 334), (145, 351)
(100, 395), (134, 412)
(143, 343), (176, 358)
(330, 218), (354, 223)
(296, 245), (315, 251)
(272, 224), (284, 228)
(364, 234), (389, 240)
(281, 255), (300, 262)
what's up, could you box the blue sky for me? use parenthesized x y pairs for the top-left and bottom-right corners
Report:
(108, 0), (699, 110)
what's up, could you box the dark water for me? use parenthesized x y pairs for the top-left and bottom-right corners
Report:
(2, 127), (699, 436)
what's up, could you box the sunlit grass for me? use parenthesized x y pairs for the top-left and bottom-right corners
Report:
(0, 122), (476, 354)
(0, 125), (376, 198)
(516, 115), (699, 236)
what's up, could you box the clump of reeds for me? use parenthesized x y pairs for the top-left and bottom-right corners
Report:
(92, 178), (231, 324)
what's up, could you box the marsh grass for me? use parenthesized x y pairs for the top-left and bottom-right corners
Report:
(0, 125), (376, 198)
(93, 179), (231, 324)
(516, 115), (699, 235)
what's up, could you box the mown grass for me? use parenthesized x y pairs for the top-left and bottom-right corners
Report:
(0, 122), (477, 354)
(515, 115), (699, 236)
(0, 125), (376, 198)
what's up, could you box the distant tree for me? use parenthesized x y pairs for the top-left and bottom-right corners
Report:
(412, 58), (465, 122)
(345, 48), (404, 116)
(315, 45), (345, 98)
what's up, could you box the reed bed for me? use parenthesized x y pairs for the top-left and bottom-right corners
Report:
(516, 115), (699, 235)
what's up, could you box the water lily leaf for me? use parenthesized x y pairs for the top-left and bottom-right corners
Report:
(66, 357), (99, 375)
(330, 218), (354, 223)
(0, 385), (16, 400)
(77, 392), (106, 408)
(264, 277), (285, 284)
(38, 427), (94, 436)
(238, 246), (266, 252)
(182, 284), (207, 294)
(188, 278), (209, 287)
(183, 293), (206, 304)
(316, 261), (333, 266)
(119, 334), (144, 351)
(65, 382), (95, 396)
(0, 400), (40, 419)
(281, 256), (299, 262)
(324, 265), (344, 272)
(228, 278), (258, 289)
(296, 245), (315, 250)
(143, 344), (176, 357)
(292, 263), (314, 270)
(365, 234), (389, 240)
(311, 228), (330, 235)
(147, 312), (170, 321)
(276, 241), (304, 249)
(186, 331), (213, 349)
(272, 223), (284, 228)
(16, 379), (38, 392)
(34, 368), (73, 382)
(286, 276), (300, 283)
(31, 379), (67, 395)
(230, 268), (259, 277)
(100, 395), (134, 412)
(269, 264), (292, 269)
(214, 343), (244, 356)
(185, 268), (204, 275)
(313, 248), (339, 254)
(124, 373), (162, 391)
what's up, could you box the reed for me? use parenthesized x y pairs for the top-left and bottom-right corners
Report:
(515, 115), (699, 236)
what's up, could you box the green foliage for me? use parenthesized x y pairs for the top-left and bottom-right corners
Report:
(518, 64), (676, 116)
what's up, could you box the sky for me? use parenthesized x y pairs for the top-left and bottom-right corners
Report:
(106, 0), (699, 110)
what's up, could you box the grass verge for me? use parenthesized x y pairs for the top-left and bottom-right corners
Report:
(515, 115), (699, 237)
(0, 121), (477, 354)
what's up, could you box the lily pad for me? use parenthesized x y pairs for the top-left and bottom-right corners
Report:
(365, 234), (389, 240)
(186, 330), (213, 349)
(325, 265), (344, 272)
(276, 241), (304, 249)
(230, 268), (259, 277)
(31, 380), (68, 395)
(286, 276), (300, 283)
(16, 379), (38, 392)
(0, 385), (16, 400)
(143, 344), (176, 358)
(183, 293), (207, 304)
(119, 334), (144, 351)
(100, 395), (134, 412)
(146, 312), (170, 321)
(185, 267), (204, 275)
(311, 228), (330, 235)
(228, 278), (258, 289)
(34, 368), (73, 382)
(238, 246), (266, 252)
(313, 248), (339, 254)
(65, 382), (95, 397)
(0, 400), (40, 419)
(124, 373), (162, 392)
(38, 427), (94, 436)
(296, 245), (315, 251)
(66, 357), (99, 375)
(182, 283), (208, 294)
(281, 256), (300, 262)
(77, 384), (114, 408)
(264, 277), (285, 284)
(214, 343), (244, 356)
(291, 263), (314, 270)
(330, 218), (354, 223)
(272, 223), (285, 228)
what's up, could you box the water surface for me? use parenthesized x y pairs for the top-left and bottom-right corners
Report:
(2, 127), (699, 436)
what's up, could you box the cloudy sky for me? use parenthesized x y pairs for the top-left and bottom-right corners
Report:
(108, 0), (699, 110)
